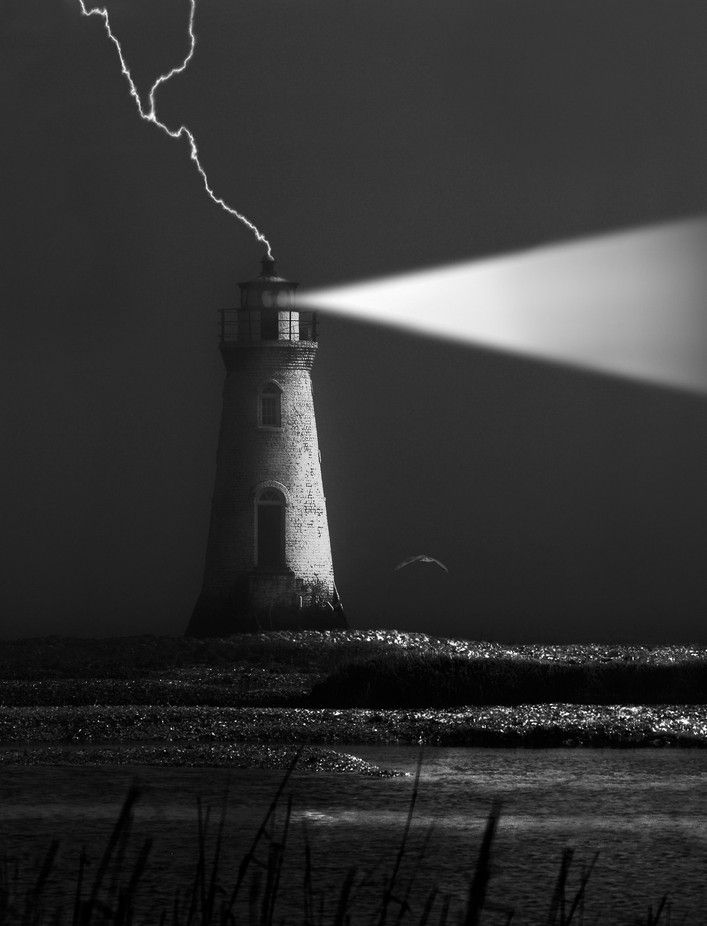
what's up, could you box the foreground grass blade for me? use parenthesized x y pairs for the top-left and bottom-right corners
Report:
(80, 784), (140, 924)
(332, 867), (357, 926)
(463, 801), (501, 926)
(205, 785), (229, 922)
(377, 749), (423, 926)
(227, 748), (302, 911)
(71, 849), (86, 926)
(564, 851), (597, 925)
(547, 848), (573, 926)
(23, 838), (59, 925)
(301, 822), (313, 926)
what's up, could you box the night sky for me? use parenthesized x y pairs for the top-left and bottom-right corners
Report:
(2, 0), (707, 641)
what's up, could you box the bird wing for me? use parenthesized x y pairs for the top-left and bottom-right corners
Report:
(395, 554), (449, 573)
(394, 555), (422, 570)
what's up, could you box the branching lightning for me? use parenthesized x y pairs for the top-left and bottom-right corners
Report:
(77, 0), (274, 258)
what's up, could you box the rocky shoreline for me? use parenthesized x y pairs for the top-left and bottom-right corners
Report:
(1, 703), (705, 755)
(1, 633), (706, 772)
(0, 740), (404, 775)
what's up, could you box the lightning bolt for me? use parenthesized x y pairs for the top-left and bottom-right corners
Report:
(77, 0), (274, 259)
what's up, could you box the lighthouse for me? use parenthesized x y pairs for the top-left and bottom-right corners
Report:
(186, 258), (345, 636)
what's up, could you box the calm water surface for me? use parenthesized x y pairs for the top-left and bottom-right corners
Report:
(1, 748), (705, 924)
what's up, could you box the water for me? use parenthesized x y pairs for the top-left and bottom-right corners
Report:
(1, 748), (706, 923)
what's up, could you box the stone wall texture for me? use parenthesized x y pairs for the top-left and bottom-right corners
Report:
(187, 340), (344, 636)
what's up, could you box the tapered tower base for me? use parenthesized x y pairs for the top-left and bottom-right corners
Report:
(187, 582), (346, 638)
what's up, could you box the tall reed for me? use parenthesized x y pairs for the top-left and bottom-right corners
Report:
(0, 756), (679, 925)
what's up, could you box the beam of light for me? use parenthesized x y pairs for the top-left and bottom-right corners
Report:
(302, 218), (707, 392)
(77, 0), (274, 258)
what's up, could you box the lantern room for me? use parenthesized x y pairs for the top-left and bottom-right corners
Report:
(220, 257), (317, 344)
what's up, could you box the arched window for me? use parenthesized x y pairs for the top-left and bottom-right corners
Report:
(256, 487), (285, 570)
(259, 382), (282, 428)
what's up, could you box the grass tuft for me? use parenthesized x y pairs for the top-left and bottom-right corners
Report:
(0, 760), (684, 925)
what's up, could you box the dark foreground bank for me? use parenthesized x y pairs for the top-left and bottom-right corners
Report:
(2, 749), (701, 924)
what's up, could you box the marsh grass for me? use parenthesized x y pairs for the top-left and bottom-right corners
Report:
(310, 655), (707, 708)
(1, 634), (706, 708)
(0, 754), (679, 926)
(0, 634), (404, 682)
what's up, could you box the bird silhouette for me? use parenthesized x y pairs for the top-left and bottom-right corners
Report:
(394, 554), (449, 573)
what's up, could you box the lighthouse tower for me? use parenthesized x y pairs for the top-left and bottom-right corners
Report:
(186, 257), (345, 636)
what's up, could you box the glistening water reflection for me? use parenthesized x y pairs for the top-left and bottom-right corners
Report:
(1, 748), (706, 923)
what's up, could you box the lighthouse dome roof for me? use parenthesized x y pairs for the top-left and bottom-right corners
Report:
(239, 257), (297, 289)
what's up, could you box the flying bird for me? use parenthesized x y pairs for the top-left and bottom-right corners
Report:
(394, 554), (449, 573)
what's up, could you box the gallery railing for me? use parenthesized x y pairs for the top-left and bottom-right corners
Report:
(220, 310), (318, 344)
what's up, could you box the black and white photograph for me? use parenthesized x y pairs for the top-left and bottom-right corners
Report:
(2, 0), (707, 921)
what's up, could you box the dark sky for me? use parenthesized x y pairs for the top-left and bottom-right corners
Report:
(2, 0), (707, 641)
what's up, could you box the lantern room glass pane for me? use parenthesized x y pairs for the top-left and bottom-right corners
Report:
(261, 311), (278, 340)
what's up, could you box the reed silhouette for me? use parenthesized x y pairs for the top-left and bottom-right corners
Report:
(0, 753), (680, 925)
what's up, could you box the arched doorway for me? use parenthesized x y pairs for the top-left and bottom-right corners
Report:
(256, 488), (285, 570)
